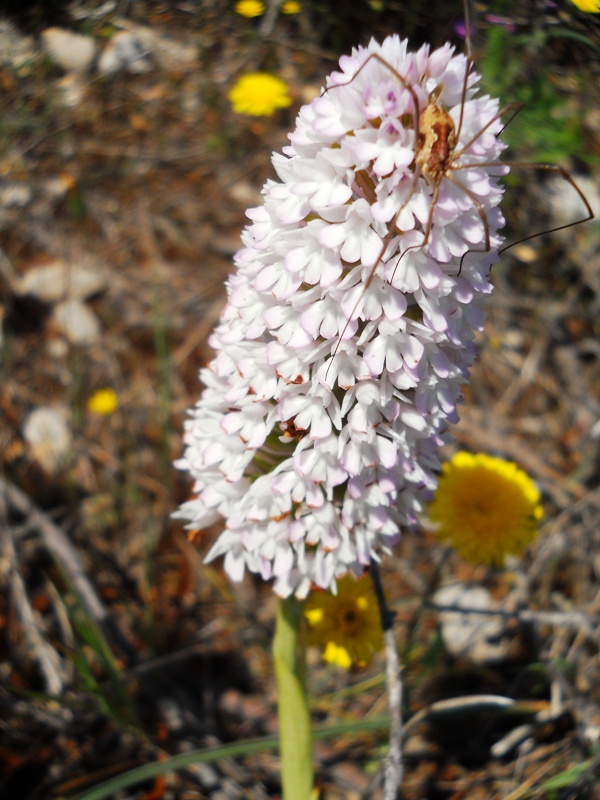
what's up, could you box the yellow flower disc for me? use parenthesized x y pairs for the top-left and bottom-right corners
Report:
(281, 1), (302, 13)
(87, 388), (119, 415)
(304, 574), (383, 668)
(428, 452), (544, 565)
(235, 0), (265, 17)
(570, 0), (600, 12)
(228, 72), (292, 117)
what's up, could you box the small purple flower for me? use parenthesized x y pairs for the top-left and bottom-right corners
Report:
(455, 14), (516, 38)
(453, 18), (474, 41)
(485, 14), (517, 33)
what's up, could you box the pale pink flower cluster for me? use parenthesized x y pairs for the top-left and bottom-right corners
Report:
(175, 35), (506, 597)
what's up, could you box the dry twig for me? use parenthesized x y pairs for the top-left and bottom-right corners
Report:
(371, 559), (403, 799)
(0, 476), (132, 658)
(1, 526), (65, 694)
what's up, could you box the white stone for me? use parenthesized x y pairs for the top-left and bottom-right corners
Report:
(98, 31), (152, 75)
(544, 174), (600, 228)
(15, 259), (107, 303)
(434, 583), (510, 664)
(149, 34), (197, 72)
(23, 407), (72, 473)
(41, 28), (96, 73)
(70, 1), (118, 21)
(228, 181), (262, 208)
(0, 20), (37, 70)
(47, 337), (69, 358)
(42, 176), (73, 201)
(53, 300), (101, 345)
(55, 74), (86, 108)
(115, 21), (197, 71)
(0, 183), (32, 208)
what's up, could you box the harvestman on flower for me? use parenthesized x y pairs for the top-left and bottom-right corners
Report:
(175, 33), (593, 599)
(324, 46), (594, 364)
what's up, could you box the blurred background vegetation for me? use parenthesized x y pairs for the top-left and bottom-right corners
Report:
(0, 1), (599, 799)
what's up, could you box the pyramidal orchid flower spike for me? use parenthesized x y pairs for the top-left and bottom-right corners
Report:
(176, 36), (507, 598)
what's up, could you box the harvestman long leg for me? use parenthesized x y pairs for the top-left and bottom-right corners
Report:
(321, 53), (428, 371)
(451, 102), (595, 271)
(392, 98), (594, 278)
(322, 51), (476, 378)
(451, 160), (595, 273)
(322, 42), (594, 380)
(385, 57), (491, 283)
(322, 50), (490, 369)
(456, 0), (594, 258)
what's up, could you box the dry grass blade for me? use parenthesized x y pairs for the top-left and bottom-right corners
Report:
(1, 526), (65, 695)
(0, 477), (131, 656)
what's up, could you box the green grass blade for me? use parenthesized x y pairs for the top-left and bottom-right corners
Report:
(537, 758), (595, 791)
(67, 716), (390, 800)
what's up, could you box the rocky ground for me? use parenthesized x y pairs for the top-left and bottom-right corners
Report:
(1, 1), (600, 798)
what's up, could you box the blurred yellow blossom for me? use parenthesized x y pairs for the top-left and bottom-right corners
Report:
(304, 574), (383, 669)
(87, 388), (119, 415)
(570, 0), (600, 11)
(281, 1), (302, 12)
(235, 0), (265, 17)
(228, 72), (292, 116)
(428, 452), (544, 565)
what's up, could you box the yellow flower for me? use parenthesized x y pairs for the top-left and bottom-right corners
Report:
(281, 1), (302, 12)
(304, 574), (383, 669)
(87, 388), (119, 415)
(228, 72), (292, 117)
(570, 0), (600, 11)
(235, 0), (265, 17)
(428, 452), (544, 565)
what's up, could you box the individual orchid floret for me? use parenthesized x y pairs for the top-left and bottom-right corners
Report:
(175, 34), (507, 597)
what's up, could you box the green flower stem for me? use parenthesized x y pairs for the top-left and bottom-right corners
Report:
(273, 596), (314, 800)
